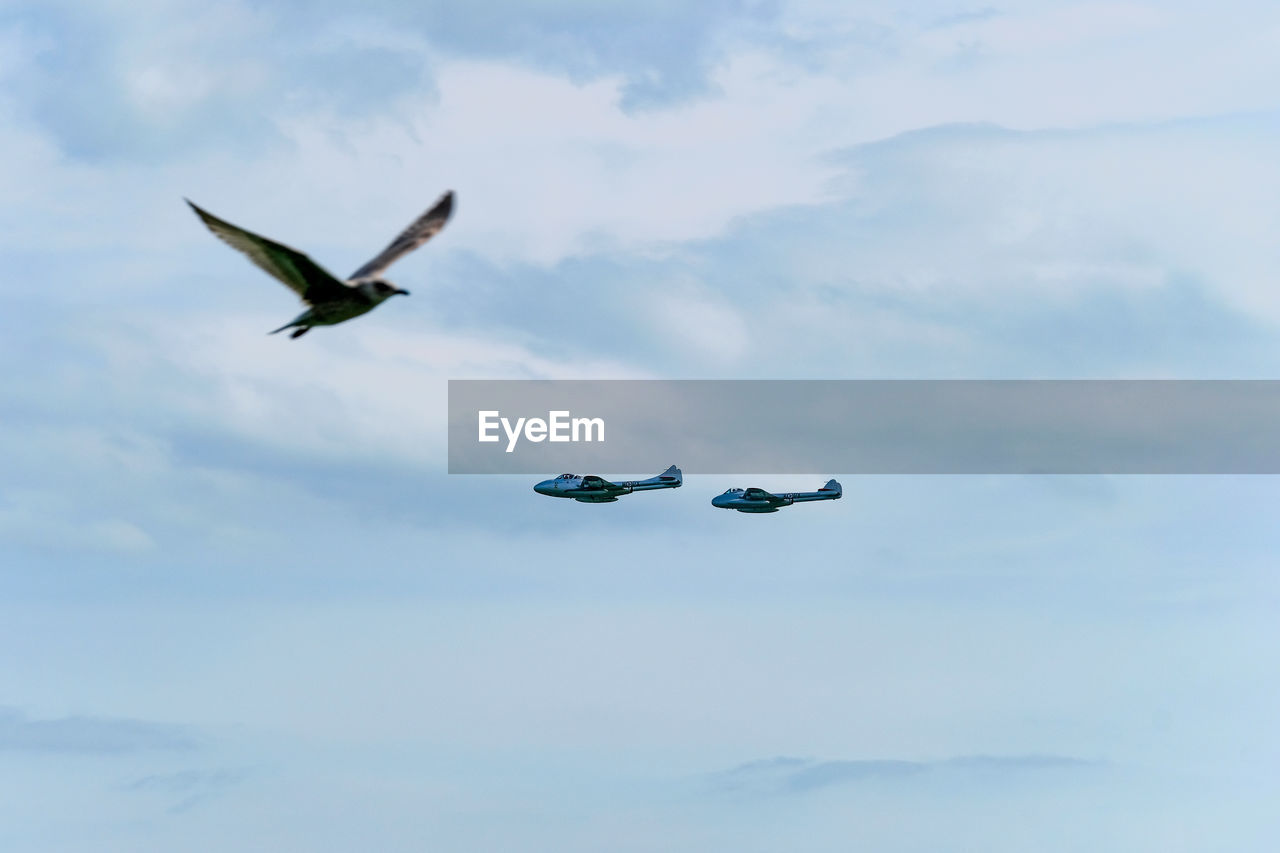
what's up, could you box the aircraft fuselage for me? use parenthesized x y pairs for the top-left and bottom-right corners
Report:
(711, 480), (842, 513)
(711, 492), (794, 512)
(534, 467), (682, 503)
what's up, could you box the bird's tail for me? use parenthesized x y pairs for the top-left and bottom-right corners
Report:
(268, 321), (294, 335)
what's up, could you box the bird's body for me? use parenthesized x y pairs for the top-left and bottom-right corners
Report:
(187, 191), (454, 338)
(267, 281), (390, 337)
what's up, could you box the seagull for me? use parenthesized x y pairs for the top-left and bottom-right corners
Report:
(186, 191), (454, 338)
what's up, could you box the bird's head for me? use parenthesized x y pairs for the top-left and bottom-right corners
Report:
(360, 278), (410, 301)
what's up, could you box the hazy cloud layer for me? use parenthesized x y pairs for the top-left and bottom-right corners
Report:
(2, 0), (775, 161)
(715, 753), (1100, 794)
(126, 768), (248, 814)
(0, 708), (198, 754)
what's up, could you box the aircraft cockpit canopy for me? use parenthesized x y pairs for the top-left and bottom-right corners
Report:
(557, 473), (578, 480)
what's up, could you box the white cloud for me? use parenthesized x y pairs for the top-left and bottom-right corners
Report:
(95, 312), (650, 467)
(9, 1), (1280, 280)
(650, 280), (749, 365)
(86, 520), (158, 554)
(0, 488), (157, 556)
(0, 707), (196, 753)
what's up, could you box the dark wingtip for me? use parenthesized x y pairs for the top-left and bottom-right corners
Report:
(185, 198), (212, 222)
(435, 190), (455, 219)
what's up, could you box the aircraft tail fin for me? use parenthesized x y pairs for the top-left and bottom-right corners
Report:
(631, 465), (681, 490)
(627, 461), (680, 489)
(820, 479), (842, 497)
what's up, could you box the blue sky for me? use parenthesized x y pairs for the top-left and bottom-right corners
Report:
(3, 0), (1280, 849)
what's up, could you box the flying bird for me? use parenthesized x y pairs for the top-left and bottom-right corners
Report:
(186, 191), (454, 338)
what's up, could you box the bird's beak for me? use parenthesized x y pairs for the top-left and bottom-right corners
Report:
(397, 288), (411, 296)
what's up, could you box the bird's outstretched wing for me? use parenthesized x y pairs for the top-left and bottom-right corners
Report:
(187, 200), (352, 305)
(349, 190), (454, 280)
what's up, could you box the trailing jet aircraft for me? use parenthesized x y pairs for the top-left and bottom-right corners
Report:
(711, 479), (842, 513)
(534, 466), (682, 503)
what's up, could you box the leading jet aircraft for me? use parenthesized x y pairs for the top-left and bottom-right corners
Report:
(534, 466), (682, 503)
(712, 479), (842, 513)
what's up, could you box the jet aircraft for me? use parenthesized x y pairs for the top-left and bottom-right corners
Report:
(534, 466), (682, 502)
(712, 479), (842, 513)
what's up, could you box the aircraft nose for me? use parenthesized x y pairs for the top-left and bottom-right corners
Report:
(534, 481), (554, 496)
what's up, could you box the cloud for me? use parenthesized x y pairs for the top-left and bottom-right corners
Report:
(2, 0), (779, 163)
(0, 487), (159, 556)
(3, 115), (1276, 577)
(337, 0), (779, 111)
(714, 753), (1100, 795)
(760, 1), (1280, 134)
(0, 707), (199, 754)
(14, 5), (1278, 286)
(126, 768), (249, 814)
(0, 298), (663, 579)
(382, 116), (1276, 378)
(2, 1), (436, 161)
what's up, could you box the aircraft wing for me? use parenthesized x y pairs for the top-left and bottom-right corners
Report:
(580, 475), (625, 492)
(743, 487), (787, 506)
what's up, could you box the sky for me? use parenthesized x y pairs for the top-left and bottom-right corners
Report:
(2, 0), (1280, 849)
